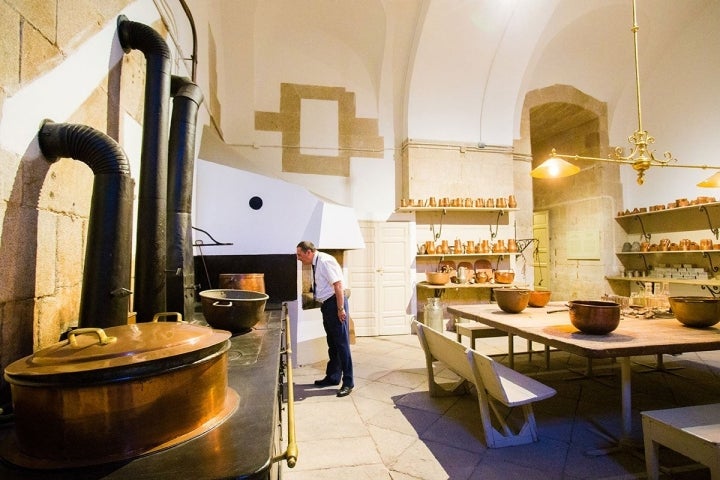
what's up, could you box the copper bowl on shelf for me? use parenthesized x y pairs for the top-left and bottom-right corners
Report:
(426, 271), (450, 285)
(668, 296), (720, 328)
(568, 300), (620, 334)
(494, 270), (515, 284)
(494, 288), (531, 313)
(528, 290), (552, 307)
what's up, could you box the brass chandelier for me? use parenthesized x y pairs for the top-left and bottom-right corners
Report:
(531, 0), (720, 186)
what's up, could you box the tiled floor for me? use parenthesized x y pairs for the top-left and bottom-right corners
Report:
(280, 328), (720, 479)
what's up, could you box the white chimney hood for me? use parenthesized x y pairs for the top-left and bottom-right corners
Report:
(302, 200), (365, 250)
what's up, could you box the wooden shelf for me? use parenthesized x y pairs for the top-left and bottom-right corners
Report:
(416, 281), (521, 290)
(606, 276), (720, 287)
(417, 253), (520, 258)
(615, 202), (720, 236)
(616, 250), (720, 256)
(397, 207), (518, 214)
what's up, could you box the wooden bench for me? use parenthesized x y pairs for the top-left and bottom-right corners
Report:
(415, 320), (557, 448)
(454, 320), (552, 369)
(642, 403), (720, 480)
(455, 322), (504, 349)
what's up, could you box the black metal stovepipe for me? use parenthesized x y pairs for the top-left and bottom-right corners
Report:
(166, 75), (204, 320)
(117, 15), (171, 322)
(38, 120), (134, 328)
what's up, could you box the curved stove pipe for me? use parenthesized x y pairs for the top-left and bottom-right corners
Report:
(117, 15), (171, 322)
(38, 120), (134, 328)
(166, 76), (204, 321)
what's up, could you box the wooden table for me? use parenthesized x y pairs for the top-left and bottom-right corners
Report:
(447, 302), (720, 449)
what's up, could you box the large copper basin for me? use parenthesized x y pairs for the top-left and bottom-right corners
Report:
(200, 289), (268, 333)
(494, 288), (531, 313)
(669, 296), (720, 328)
(568, 300), (620, 334)
(2, 321), (236, 468)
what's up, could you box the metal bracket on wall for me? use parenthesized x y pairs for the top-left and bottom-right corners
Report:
(489, 210), (505, 240)
(430, 209), (445, 241)
(631, 215), (651, 242)
(191, 226), (233, 246)
(702, 251), (719, 274)
(515, 238), (538, 254)
(191, 226), (234, 289)
(635, 254), (649, 272)
(699, 205), (720, 240)
(701, 285), (720, 297)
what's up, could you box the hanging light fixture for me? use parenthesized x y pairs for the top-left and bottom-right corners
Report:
(531, 0), (720, 186)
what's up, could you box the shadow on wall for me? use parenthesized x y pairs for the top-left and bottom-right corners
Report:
(0, 150), (50, 405)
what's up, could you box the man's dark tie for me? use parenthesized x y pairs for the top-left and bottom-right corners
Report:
(312, 263), (317, 300)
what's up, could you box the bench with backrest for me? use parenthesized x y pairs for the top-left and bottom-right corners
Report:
(415, 320), (556, 448)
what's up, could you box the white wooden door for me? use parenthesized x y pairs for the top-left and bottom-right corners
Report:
(345, 221), (412, 336)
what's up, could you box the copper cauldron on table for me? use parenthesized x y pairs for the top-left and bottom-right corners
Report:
(2, 315), (237, 469)
(568, 300), (620, 334)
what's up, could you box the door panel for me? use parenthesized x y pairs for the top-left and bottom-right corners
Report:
(345, 221), (411, 336)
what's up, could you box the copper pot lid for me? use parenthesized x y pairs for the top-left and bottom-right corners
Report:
(5, 316), (231, 381)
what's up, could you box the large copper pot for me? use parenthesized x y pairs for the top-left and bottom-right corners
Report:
(218, 273), (266, 293)
(494, 288), (531, 313)
(568, 300), (620, 334)
(2, 317), (236, 469)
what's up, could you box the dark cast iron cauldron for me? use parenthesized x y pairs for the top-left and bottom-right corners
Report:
(200, 289), (269, 333)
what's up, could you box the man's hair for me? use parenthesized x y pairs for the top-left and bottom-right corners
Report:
(297, 240), (316, 252)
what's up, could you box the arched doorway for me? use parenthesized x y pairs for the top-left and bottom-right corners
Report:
(519, 85), (622, 300)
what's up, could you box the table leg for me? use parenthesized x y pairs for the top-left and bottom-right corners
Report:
(585, 357), (641, 456)
(634, 353), (684, 374)
(620, 356), (632, 439)
(508, 333), (514, 369)
(528, 340), (532, 362)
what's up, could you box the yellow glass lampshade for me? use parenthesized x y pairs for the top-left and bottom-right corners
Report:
(530, 157), (581, 179)
(698, 172), (720, 188)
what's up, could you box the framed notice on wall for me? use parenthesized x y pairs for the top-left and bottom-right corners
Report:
(566, 230), (601, 260)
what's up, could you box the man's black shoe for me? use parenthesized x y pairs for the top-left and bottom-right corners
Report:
(314, 378), (340, 387)
(336, 386), (353, 397)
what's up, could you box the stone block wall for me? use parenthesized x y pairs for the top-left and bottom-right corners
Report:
(400, 140), (534, 323)
(0, 0), (142, 405)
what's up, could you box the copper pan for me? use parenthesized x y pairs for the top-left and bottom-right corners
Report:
(218, 273), (265, 293)
(2, 315), (236, 469)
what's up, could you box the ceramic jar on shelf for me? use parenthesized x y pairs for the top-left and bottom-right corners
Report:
(428, 241), (436, 254)
(440, 239), (450, 254)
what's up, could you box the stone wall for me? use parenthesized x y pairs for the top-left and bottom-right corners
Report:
(400, 140), (534, 322)
(0, 0), (145, 405)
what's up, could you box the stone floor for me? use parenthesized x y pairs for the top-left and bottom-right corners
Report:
(280, 328), (720, 479)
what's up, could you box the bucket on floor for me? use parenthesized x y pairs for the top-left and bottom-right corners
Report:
(218, 273), (265, 293)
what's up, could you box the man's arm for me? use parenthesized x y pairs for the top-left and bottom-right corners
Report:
(333, 280), (346, 322)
